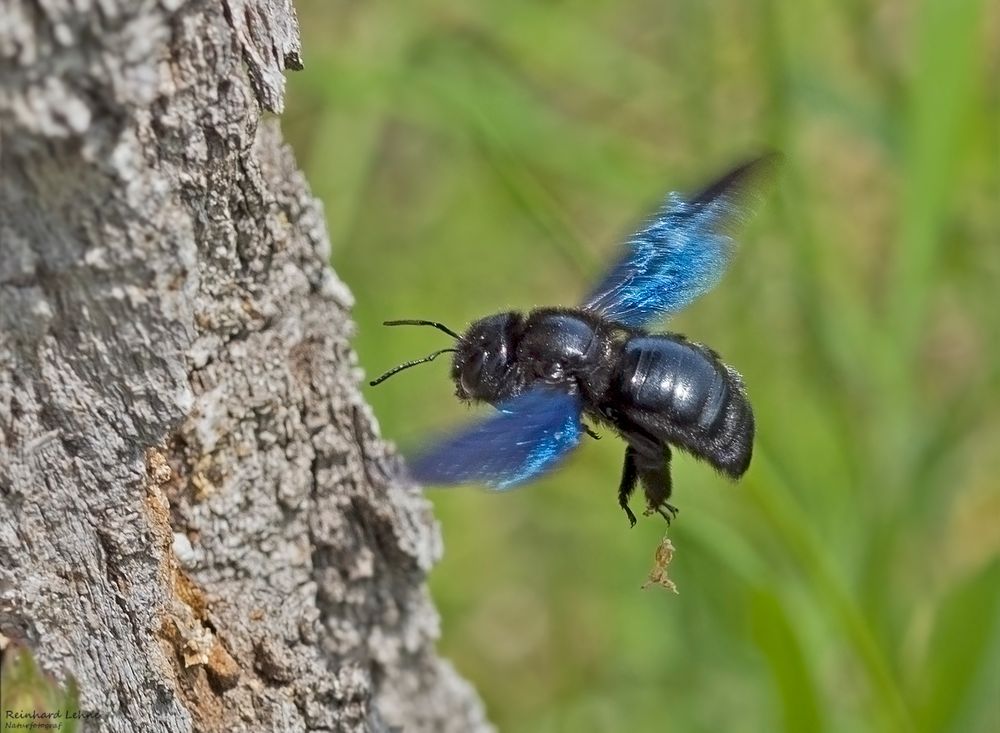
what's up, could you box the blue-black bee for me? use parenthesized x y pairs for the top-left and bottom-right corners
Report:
(371, 154), (778, 526)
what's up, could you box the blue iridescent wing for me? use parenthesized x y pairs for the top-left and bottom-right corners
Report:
(584, 153), (779, 327)
(408, 388), (583, 489)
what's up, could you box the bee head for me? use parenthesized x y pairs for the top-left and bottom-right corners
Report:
(453, 312), (526, 402)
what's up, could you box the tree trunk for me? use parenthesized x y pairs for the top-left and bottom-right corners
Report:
(0, 2), (491, 731)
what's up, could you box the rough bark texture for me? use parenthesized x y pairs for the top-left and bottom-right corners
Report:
(0, 2), (492, 731)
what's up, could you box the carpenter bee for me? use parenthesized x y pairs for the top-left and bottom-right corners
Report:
(371, 154), (779, 526)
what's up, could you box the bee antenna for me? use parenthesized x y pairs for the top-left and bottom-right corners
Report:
(369, 348), (459, 387)
(383, 319), (462, 341)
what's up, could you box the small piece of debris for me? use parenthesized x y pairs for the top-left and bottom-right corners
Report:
(642, 535), (678, 593)
(146, 448), (173, 486)
(182, 626), (215, 667)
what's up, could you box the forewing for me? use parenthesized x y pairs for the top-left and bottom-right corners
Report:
(584, 153), (779, 326)
(407, 388), (583, 489)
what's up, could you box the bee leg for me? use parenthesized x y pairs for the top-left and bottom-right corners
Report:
(618, 447), (639, 528)
(654, 503), (679, 523)
(638, 445), (677, 525)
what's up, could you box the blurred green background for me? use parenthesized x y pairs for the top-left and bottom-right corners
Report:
(285, 1), (999, 731)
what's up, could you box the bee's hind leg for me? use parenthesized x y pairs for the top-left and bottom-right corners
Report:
(637, 445), (678, 525)
(654, 502), (679, 523)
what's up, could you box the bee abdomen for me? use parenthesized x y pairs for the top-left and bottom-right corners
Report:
(711, 364), (754, 476)
(625, 338), (729, 428)
(614, 335), (754, 477)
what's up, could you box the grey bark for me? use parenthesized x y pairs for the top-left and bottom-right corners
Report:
(0, 2), (491, 731)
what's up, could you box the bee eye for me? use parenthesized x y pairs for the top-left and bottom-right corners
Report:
(464, 351), (484, 380)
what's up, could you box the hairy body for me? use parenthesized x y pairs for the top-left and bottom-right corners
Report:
(451, 307), (753, 525)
